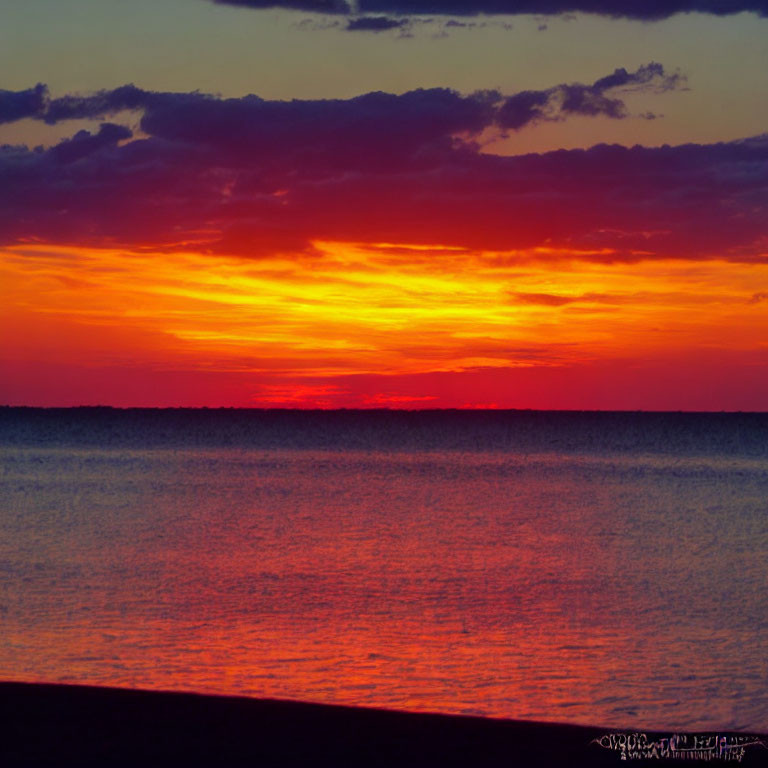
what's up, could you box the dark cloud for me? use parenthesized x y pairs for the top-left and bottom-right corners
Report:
(213, 0), (351, 12)
(211, 0), (768, 18)
(2, 77), (766, 264)
(497, 91), (551, 130)
(49, 123), (133, 164)
(499, 63), (683, 129)
(45, 84), (149, 124)
(29, 63), (682, 138)
(37, 86), (500, 166)
(0, 84), (48, 124)
(592, 62), (682, 91)
(346, 15), (409, 29)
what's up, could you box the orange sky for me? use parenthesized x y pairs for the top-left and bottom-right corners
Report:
(2, 241), (766, 408)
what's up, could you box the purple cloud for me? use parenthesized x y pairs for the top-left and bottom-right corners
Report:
(346, 15), (409, 30)
(0, 84), (48, 125)
(213, 0), (351, 12)
(18, 63), (682, 139)
(49, 123), (133, 164)
(499, 63), (684, 129)
(1, 75), (765, 265)
(211, 0), (768, 18)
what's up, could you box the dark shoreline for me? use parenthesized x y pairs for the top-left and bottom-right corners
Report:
(2, 682), (766, 767)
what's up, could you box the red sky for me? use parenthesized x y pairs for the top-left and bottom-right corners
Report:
(1, 2), (767, 409)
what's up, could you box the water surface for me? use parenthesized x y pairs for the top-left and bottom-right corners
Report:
(1, 409), (767, 731)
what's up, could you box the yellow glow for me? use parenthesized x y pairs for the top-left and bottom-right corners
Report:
(2, 241), (767, 383)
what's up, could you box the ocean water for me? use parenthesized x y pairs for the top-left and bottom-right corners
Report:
(1, 409), (767, 731)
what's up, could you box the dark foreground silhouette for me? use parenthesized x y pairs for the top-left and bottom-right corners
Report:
(1, 682), (766, 767)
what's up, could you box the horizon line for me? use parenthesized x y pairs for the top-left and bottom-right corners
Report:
(2, 405), (767, 415)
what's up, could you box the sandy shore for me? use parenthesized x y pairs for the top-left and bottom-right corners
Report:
(1, 682), (766, 766)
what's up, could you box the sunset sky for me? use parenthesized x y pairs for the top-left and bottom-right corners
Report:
(1, 0), (767, 409)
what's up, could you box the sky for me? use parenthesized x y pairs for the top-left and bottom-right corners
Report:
(1, 0), (767, 409)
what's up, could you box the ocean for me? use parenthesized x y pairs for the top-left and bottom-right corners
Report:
(1, 408), (767, 731)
